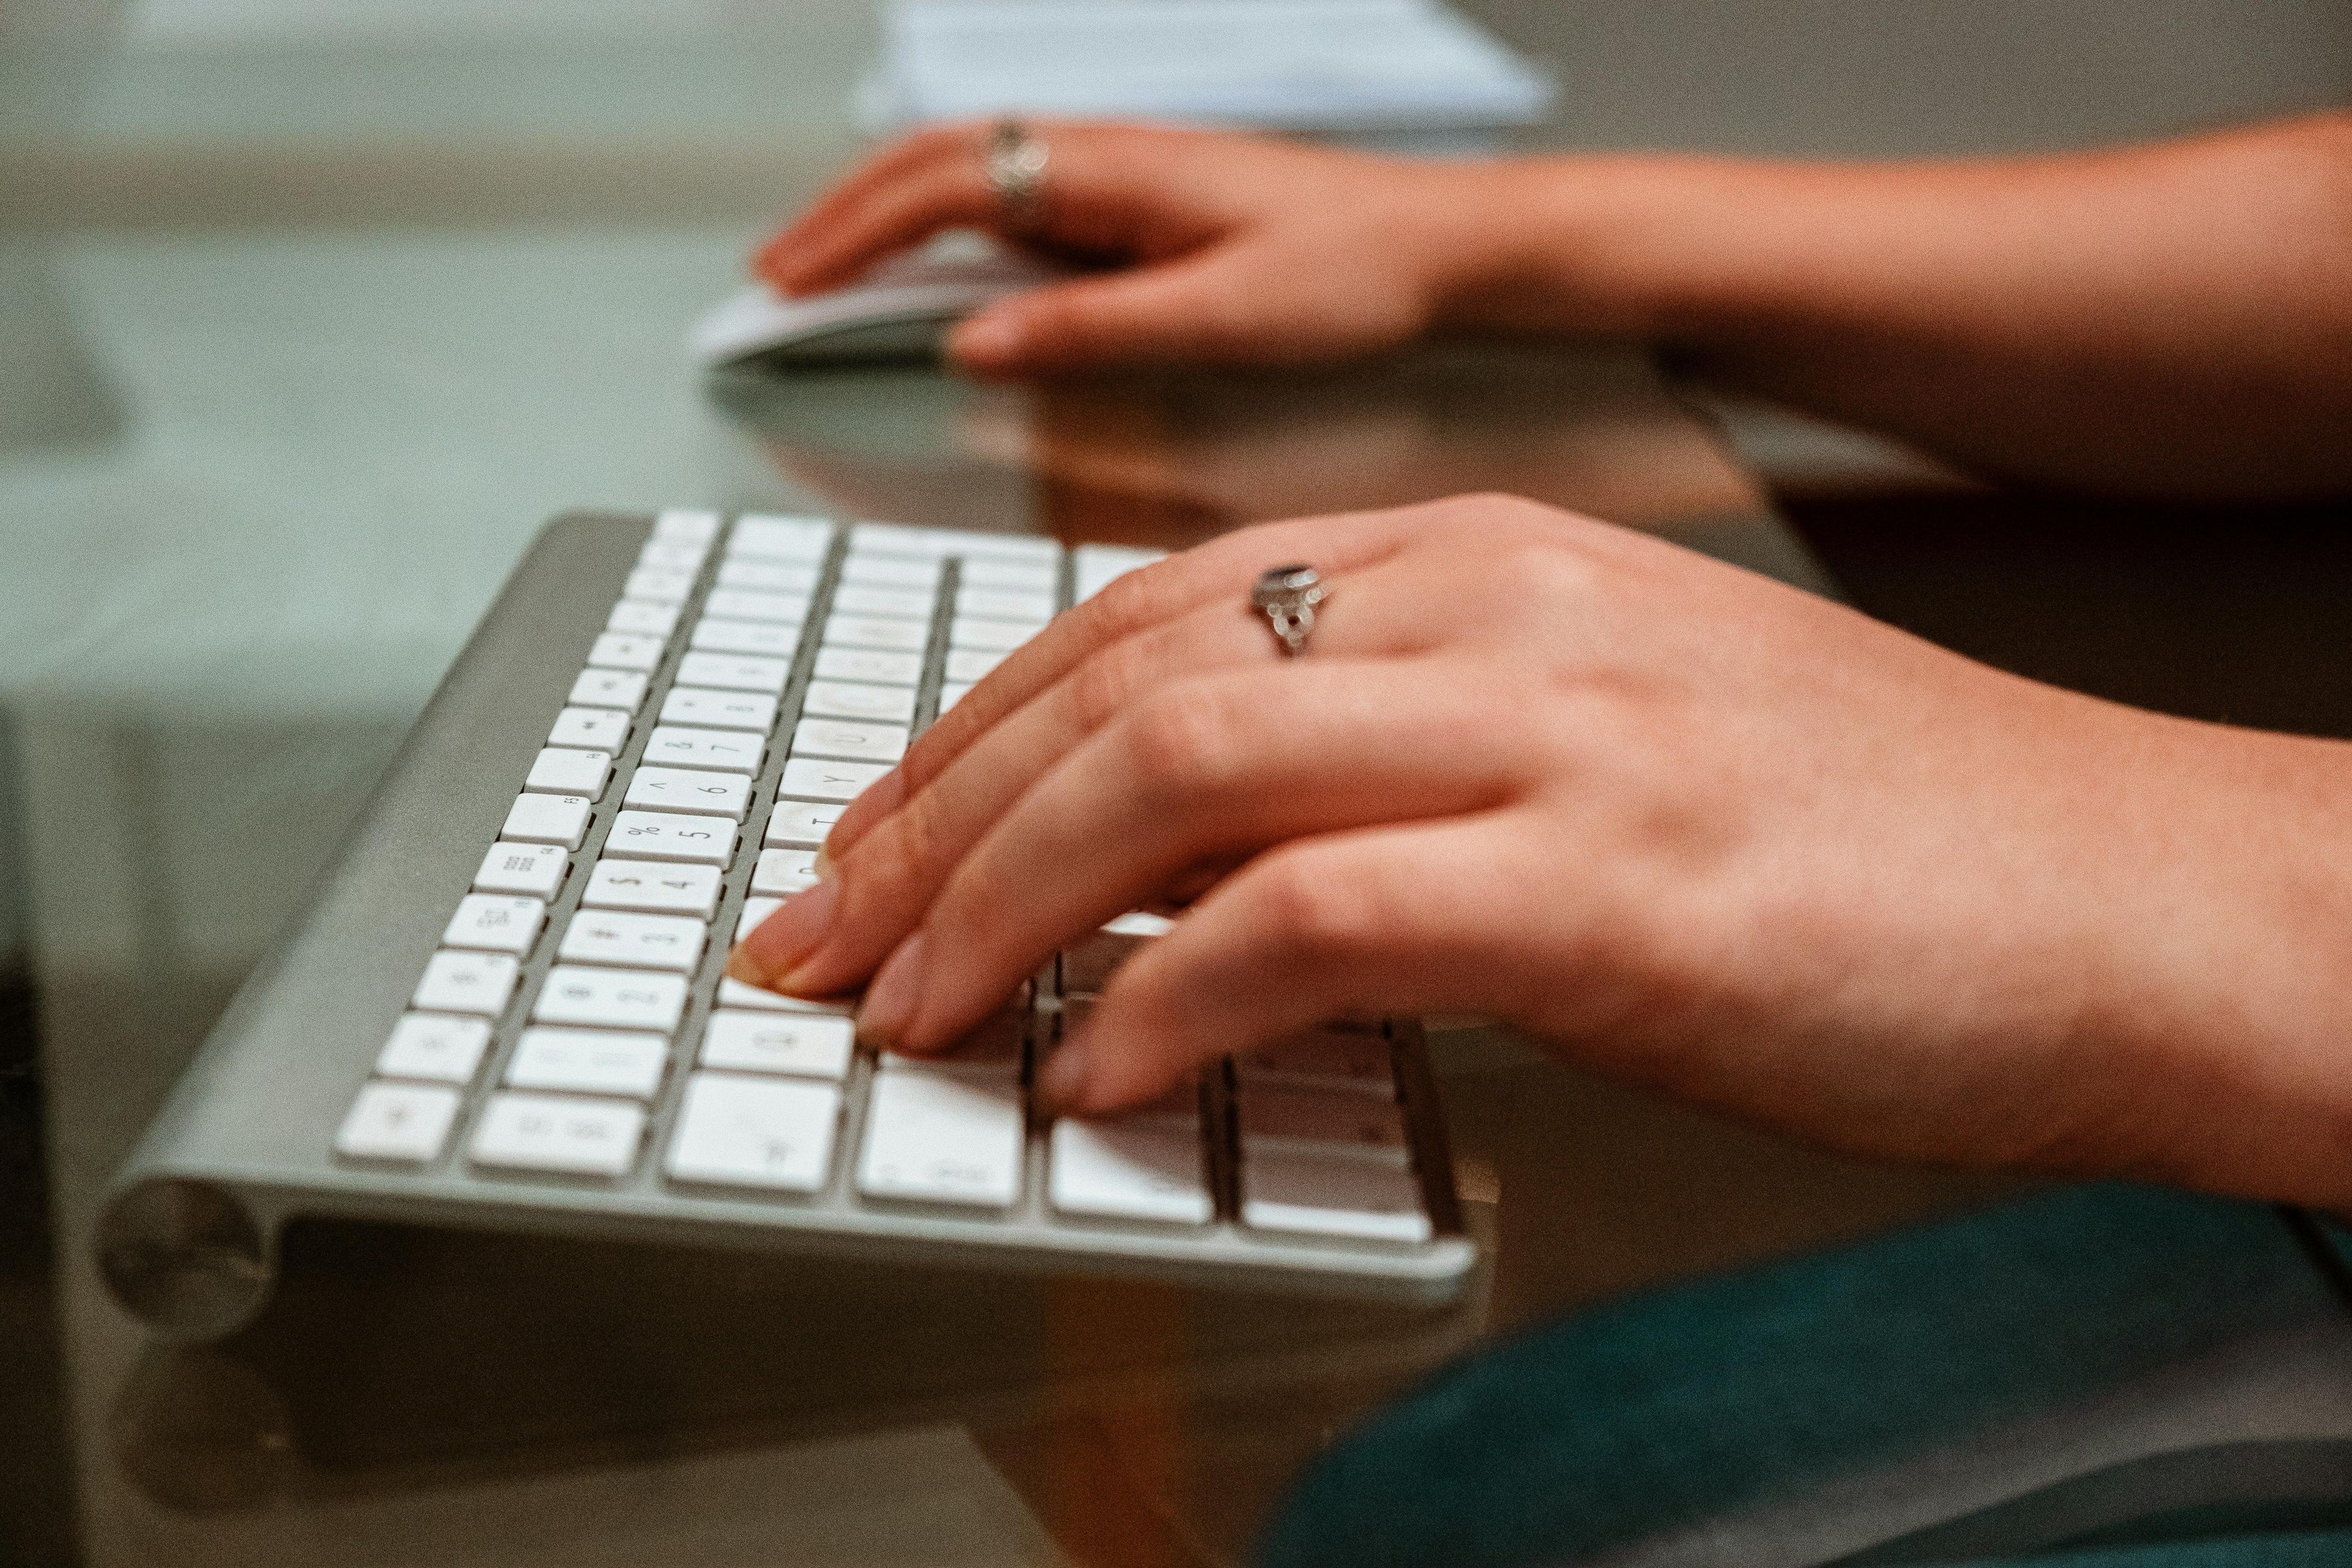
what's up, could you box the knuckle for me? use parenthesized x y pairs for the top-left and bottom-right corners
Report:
(1066, 640), (1155, 730)
(1123, 685), (1242, 790)
(1246, 853), (1382, 966)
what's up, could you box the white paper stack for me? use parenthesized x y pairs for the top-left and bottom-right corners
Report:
(864, 0), (1557, 137)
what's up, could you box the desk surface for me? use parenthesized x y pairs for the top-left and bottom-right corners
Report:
(6, 7), (2350, 1566)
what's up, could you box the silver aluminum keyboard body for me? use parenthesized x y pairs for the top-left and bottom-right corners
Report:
(97, 511), (1477, 1339)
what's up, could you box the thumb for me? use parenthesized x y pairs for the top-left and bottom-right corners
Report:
(946, 252), (1258, 376)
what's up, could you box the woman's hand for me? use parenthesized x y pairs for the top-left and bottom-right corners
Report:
(732, 496), (2352, 1210)
(755, 122), (1499, 377)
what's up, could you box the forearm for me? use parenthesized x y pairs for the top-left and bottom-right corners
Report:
(1431, 115), (2352, 499)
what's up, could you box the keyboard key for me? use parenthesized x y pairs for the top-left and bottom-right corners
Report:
(752, 846), (820, 895)
(666, 1073), (841, 1193)
(1238, 1085), (1409, 1164)
(441, 893), (546, 956)
(624, 567), (696, 603)
(718, 558), (819, 592)
(559, 908), (707, 972)
(938, 681), (976, 712)
(778, 756), (892, 802)
(791, 717), (910, 764)
(944, 648), (1007, 683)
(654, 507), (720, 544)
(950, 616), (1048, 652)
(642, 725), (764, 774)
(690, 617), (801, 657)
(704, 589), (811, 624)
(375, 1012), (494, 1085)
(840, 554), (942, 588)
(857, 1068), (1025, 1209)
(956, 587), (1057, 621)
(412, 949), (521, 1016)
(1074, 544), (1164, 602)
(570, 668), (648, 712)
(500, 791), (593, 850)
(625, 765), (751, 820)
(717, 978), (853, 1016)
(526, 745), (612, 798)
(831, 583), (936, 619)
(606, 599), (680, 638)
(534, 965), (690, 1033)
(1236, 1031), (1396, 1096)
(335, 1082), (461, 1164)
(699, 1009), (854, 1079)
(677, 651), (791, 694)
(729, 513), (833, 560)
(606, 809), (737, 864)
(1049, 1120), (1212, 1226)
(638, 538), (707, 573)
(1241, 1151), (1430, 1245)
(802, 679), (917, 724)
(852, 522), (1057, 561)
(583, 857), (722, 917)
(507, 1027), (669, 1099)
(474, 840), (569, 898)
(736, 895), (783, 944)
(813, 646), (923, 685)
(1104, 911), (1176, 937)
(823, 612), (929, 652)
(471, 1093), (644, 1177)
(879, 1010), (1025, 1079)
(960, 557), (1060, 592)
(589, 632), (666, 671)
(548, 705), (631, 750)
(661, 687), (777, 733)
(766, 799), (846, 847)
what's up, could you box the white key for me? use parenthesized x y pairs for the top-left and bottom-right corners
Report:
(735, 894), (784, 943)
(1073, 544), (1165, 602)
(412, 949), (520, 1016)
(766, 798), (845, 847)
(534, 965), (689, 1033)
(654, 507), (721, 544)
(823, 612), (929, 652)
(1241, 1152), (1431, 1244)
(474, 840), (568, 898)
(814, 646), (922, 685)
(441, 893), (546, 956)
(549, 704), (630, 750)
(878, 1011), (1024, 1079)
(802, 679), (916, 724)
(525, 745), (611, 798)
(752, 847), (820, 895)
(853, 522), (1058, 561)
(938, 681), (976, 711)
(718, 558), (818, 592)
(589, 632), (667, 671)
(729, 513), (833, 560)
(857, 1068), (1025, 1209)
(778, 756), (892, 802)
(375, 1012), (493, 1085)
(606, 598), (680, 638)
(559, 908), (707, 972)
(642, 725), (764, 774)
(500, 791), (593, 850)
(1237, 1030), (1396, 1095)
(677, 650), (790, 695)
(335, 1082), (461, 1163)
(831, 582), (935, 619)
(944, 647), (1006, 683)
(960, 557), (1060, 592)
(717, 978), (852, 1016)
(842, 552), (943, 587)
(956, 587), (1057, 621)
(699, 1009), (853, 1079)
(638, 538), (707, 573)
(507, 1027), (669, 1099)
(624, 567), (696, 603)
(584, 857), (722, 916)
(1239, 1085), (1409, 1164)
(605, 809), (737, 865)
(662, 686), (777, 733)
(791, 717), (909, 764)
(704, 588), (810, 624)
(470, 1092), (644, 1177)
(690, 616), (801, 657)
(950, 615), (1047, 652)
(570, 668), (648, 712)
(1050, 1120), (1212, 1226)
(1105, 911), (1176, 937)
(626, 765), (751, 820)
(666, 1072), (841, 1192)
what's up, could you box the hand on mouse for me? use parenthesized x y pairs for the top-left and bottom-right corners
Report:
(731, 495), (2352, 1212)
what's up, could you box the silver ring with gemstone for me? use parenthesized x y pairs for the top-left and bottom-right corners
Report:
(1251, 564), (1327, 657)
(983, 119), (1049, 229)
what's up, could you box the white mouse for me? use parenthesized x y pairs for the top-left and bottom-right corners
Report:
(692, 231), (1065, 369)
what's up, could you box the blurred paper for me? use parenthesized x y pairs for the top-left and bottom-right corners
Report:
(867, 0), (1556, 135)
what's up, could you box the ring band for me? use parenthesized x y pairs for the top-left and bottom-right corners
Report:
(1251, 564), (1327, 657)
(984, 119), (1049, 228)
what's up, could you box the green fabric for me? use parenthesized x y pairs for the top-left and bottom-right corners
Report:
(1256, 1185), (2345, 1568)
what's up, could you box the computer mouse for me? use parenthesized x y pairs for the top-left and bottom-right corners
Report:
(692, 230), (1066, 370)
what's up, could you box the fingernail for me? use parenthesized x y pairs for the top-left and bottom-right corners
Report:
(854, 930), (928, 1047)
(1035, 1038), (1094, 1118)
(812, 844), (834, 880)
(949, 313), (1023, 365)
(728, 877), (838, 988)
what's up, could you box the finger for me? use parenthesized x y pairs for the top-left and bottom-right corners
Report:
(852, 659), (1538, 1056)
(1043, 815), (1531, 1115)
(760, 157), (1005, 296)
(946, 249), (1287, 375)
(761, 124), (978, 277)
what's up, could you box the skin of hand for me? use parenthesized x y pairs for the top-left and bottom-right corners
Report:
(730, 496), (2352, 1215)
(756, 114), (2352, 499)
